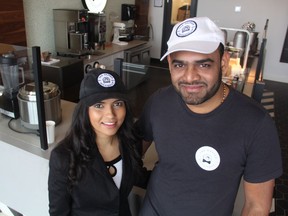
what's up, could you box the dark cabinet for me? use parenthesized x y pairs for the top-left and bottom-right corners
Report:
(124, 44), (151, 65)
(134, 0), (150, 38)
(42, 58), (84, 102)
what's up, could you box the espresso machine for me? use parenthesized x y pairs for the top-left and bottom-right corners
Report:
(0, 53), (24, 118)
(53, 9), (106, 56)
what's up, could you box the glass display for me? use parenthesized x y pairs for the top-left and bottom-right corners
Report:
(0, 43), (50, 150)
(171, 0), (192, 24)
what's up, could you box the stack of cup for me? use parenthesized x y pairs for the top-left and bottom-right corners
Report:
(46, 120), (55, 144)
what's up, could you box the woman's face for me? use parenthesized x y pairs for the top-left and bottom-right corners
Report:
(88, 98), (126, 138)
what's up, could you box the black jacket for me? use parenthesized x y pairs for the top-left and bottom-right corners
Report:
(48, 143), (150, 216)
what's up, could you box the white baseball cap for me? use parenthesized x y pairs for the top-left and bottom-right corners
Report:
(160, 17), (225, 61)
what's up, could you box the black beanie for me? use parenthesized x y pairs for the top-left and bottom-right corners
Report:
(79, 68), (128, 106)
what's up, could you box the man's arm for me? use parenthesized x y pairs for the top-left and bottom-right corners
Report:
(241, 179), (275, 216)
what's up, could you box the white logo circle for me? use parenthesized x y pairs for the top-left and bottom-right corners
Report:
(176, 20), (197, 37)
(195, 146), (220, 171)
(98, 73), (115, 88)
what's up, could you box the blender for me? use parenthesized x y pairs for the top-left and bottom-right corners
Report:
(0, 53), (24, 118)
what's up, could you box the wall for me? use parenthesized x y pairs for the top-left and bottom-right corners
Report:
(197, 0), (288, 83)
(148, 2), (164, 58)
(0, 0), (27, 46)
(23, 0), (134, 55)
(148, 0), (288, 83)
(22, 0), (288, 82)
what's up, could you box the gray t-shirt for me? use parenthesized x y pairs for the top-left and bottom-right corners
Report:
(137, 85), (282, 216)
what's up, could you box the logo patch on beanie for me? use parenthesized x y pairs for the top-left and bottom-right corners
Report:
(176, 20), (197, 37)
(98, 73), (116, 88)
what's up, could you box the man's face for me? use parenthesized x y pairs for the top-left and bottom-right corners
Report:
(168, 49), (225, 106)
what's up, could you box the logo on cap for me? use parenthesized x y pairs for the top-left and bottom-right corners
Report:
(176, 20), (197, 37)
(98, 73), (116, 88)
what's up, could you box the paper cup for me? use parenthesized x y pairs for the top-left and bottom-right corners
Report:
(46, 120), (55, 144)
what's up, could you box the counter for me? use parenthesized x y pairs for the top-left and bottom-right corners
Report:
(0, 100), (76, 159)
(82, 40), (149, 66)
(41, 40), (150, 102)
(43, 40), (148, 69)
(0, 100), (76, 216)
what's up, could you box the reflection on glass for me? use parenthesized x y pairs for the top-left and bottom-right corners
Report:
(171, 0), (192, 24)
(121, 62), (148, 90)
(0, 43), (51, 150)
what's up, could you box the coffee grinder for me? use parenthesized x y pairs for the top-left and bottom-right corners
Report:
(0, 53), (24, 118)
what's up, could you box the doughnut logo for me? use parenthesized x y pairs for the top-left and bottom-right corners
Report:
(195, 146), (220, 171)
(98, 73), (115, 88)
(176, 20), (197, 37)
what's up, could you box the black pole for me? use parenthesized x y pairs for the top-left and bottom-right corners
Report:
(32, 46), (48, 150)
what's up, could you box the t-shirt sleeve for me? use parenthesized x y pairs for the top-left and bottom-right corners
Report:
(243, 113), (283, 183)
(134, 91), (158, 142)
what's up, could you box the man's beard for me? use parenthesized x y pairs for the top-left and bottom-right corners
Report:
(175, 70), (223, 105)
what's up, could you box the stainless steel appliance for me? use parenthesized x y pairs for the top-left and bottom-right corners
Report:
(233, 31), (247, 58)
(221, 27), (251, 70)
(0, 53), (24, 118)
(17, 81), (62, 130)
(53, 9), (106, 56)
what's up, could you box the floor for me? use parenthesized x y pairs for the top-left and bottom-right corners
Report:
(264, 80), (288, 216)
(143, 59), (288, 215)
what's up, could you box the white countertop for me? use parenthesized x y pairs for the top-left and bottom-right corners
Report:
(0, 100), (76, 160)
(0, 100), (76, 216)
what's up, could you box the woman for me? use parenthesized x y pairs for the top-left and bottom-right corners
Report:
(48, 68), (150, 216)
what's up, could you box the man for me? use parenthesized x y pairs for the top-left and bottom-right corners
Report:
(136, 17), (282, 215)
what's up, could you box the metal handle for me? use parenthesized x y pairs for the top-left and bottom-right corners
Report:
(263, 19), (269, 39)
(19, 67), (25, 85)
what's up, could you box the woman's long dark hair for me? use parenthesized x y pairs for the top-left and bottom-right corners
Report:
(59, 99), (141, 190)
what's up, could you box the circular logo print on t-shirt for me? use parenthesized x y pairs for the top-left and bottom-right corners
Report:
(98, 73), (115, 87)
(195, 146), (220, 171)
